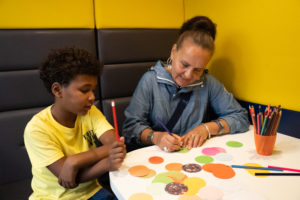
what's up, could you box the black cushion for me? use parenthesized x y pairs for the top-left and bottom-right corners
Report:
(0, 29), (97, 71)
(0, 178), (32, 200)
(0, 70), (53, 111)
(0, 29), (98, 199)
(102, 97), (132, 136)
(97, 29), (179, 64)
(100, 62), (154, 99)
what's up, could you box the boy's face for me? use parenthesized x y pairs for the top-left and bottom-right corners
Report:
(60, 74), (97, 116)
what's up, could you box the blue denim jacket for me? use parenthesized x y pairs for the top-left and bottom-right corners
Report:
(122, 61), (249, 145)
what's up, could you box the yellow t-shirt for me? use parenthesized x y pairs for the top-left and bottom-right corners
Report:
(24, 105), (113, 200)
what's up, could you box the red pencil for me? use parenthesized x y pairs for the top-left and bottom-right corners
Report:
(250, 106), (257, 134)
(257, 113), (260, 134)
(111, 100), (120, 141)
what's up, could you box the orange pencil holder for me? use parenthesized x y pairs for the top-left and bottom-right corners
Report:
(254, 132), (277, 156)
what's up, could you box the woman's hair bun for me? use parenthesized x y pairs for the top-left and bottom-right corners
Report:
(179, 16), (216, 40)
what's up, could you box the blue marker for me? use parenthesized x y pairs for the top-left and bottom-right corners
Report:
(231, 165), (283, 171)
(155, 117), (173, 136)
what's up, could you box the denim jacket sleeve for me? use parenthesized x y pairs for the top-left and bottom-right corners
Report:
(122, 72), (154, 145)
(207, 75), (250, 133)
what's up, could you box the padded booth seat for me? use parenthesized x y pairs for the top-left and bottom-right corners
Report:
(0, 28), (179, 199)
(97, 29), (179, 136)
(0, 29), (98, 200)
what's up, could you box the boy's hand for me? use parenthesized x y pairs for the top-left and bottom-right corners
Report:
(107, 137), (126, 171)
(58, 158), (79, 189)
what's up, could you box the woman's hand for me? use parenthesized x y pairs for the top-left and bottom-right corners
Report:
(106, 137), (127, 171)
(153, 132), (182, 152)
(182, 125), (209, 149)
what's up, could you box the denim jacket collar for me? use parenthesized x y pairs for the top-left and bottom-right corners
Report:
(150, 60), (205, 93)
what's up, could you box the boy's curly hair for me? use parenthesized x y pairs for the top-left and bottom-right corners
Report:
(40, 47), (101, 94)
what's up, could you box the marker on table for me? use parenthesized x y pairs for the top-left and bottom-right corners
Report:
(231, 165), (283, 171)
(155, 117), (173, 136)
(111, 100), (120, 141)
(268, 165), (300, 173)
(255, 172), (300, 176)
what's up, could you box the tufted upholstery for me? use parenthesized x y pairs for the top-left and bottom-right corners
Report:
(0, 29), (98, 200)
(0, 28), (179, 199)
(97, 29), (179, 136)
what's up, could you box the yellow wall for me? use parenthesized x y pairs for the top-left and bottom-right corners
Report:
(1, 0), (299, 111)
(184, 0), (300, 111)
(94, 0), (184, 28)
(0, 0), (94, 28)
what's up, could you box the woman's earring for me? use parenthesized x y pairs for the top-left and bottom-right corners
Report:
(167, 57), (172, 70)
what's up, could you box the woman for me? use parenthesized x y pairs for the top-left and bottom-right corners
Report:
(122, 16), (249, 152)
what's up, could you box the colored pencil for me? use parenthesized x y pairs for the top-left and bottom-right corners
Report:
(268, 165), (300, 173)
(264, 107), (267, 118)
(250, 104), (282, 136)
(259, 106), (263, 124)
(260, 113), (268, 135)
(156, 117), (173, 136)
(255, 172), (300, 176)
(274, 109), (282, 135)
(270, 107), (279, 135)
(257, 113), (260, 134)
(260, 111), (263, 127)
(264, 111), (274, 136)
(111, 100), (120, 141)
(231, 165), (283, 171)
(266, 109), (277, 136)
(251, 106), (257, 134)
(249, 106), (255, 133)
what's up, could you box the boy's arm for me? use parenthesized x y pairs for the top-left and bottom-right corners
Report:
(77, 137), (126, 183)
(99, 129), (117, 145)
(47, 143), (110, 188)
(47, 130), (126, 188)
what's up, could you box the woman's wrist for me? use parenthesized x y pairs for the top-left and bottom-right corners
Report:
(146, 130), (155, 144)
(202, 124), (211, 139)
(152, 131), (158, 145)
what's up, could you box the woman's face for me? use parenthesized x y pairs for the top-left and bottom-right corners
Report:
(169, 38), (212, 87)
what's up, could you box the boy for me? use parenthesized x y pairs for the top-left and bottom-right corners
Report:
(24, 47), (126, 200)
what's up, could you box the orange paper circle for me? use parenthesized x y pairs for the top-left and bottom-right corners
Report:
(203, 163), (235, 179)
(129, 165), (151, 177)
(141, 169), (156, 179)
(179, 195), (202, 200)
(165, 163), (183, 171)
(149, 156), (164, 164)
(129, 193), (153, 200)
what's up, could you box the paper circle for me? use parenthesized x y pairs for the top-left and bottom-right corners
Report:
(182, 163), (202, 173)
(177, 147), (190, 153)
(226, 141), (243, 148)
(129, 165), (151, 177)
(149, 156), (164, 164)
(195, 155), (214, 164)
(129, 193), (153, 200)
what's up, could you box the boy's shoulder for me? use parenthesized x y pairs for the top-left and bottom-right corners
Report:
(25, 106), (52, 134)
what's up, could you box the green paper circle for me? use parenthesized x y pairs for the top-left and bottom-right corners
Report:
(176, 147), (190, 153)
(226, 141), (243, 148)
(195, 155), (214, 164)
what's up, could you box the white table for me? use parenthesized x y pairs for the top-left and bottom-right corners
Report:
(110, 126), (300, 200)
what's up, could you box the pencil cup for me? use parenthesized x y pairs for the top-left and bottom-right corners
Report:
(254, 133), (277, 156)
